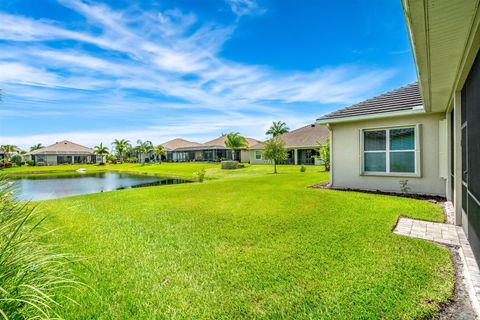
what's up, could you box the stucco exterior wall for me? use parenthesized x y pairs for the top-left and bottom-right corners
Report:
(330, 112), (446, 196)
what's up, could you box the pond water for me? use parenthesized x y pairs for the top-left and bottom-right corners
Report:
(12, 172), (188, 201)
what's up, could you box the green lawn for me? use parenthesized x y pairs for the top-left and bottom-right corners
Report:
(20, 164), (452, 319)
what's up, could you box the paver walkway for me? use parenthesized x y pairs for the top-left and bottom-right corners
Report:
(394, 214), (480, 317)
(394, 217), (460, 246)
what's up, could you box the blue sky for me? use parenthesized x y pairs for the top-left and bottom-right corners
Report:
(0, 0), (417, 148)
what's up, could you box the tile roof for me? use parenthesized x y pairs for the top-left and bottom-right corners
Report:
(250, 124), (329, 150)
(317, 83), (422, 122)
(174, 135), (261, 151)
(26, 140), (93, 155)
(161, 138), (201, 151)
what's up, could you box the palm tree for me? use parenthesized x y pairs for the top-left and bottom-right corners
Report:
(112, 139), (130, 162)
(0, 145), (17, 162)
(30, 143), (44, 152)
(224, 132), (248, 161)
(93, 143), (109, 163)
(136, 140), (153, 163)
(153, 145), (167, 163)
(266, 121), (290, 137)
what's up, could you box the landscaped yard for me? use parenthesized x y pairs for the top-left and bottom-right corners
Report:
(6, 164), (453, 318)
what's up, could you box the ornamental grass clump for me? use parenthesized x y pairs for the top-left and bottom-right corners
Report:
(0, 174), (82, 319)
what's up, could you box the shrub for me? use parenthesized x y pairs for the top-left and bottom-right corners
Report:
(238, 163), (245, 168)
(194, 168), (206, 182)
(0, 162), (13, 168)
(0, 175), (82, 318)
(300, 165), (306, 172)
(98, 162), (106, 166)
(11, 154), (23, 167)
(221, 160), (239, 170)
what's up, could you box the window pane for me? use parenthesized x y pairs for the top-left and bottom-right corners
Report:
(390, 128), (415, 150)
(364, 152), (386, 172)
(390, 151), (415, 173)
(364, 130), (386, 151)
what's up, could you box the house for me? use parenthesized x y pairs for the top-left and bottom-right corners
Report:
(171, 135), (260, 162)
(0, 146), (24, 160)
(161, 138), (202, 162)
(249, 124), (330, 165)
(25, 140), (96, 165)
(318, 1), (480, 262)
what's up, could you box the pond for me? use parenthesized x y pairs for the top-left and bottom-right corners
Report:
(12, 172), (189, 201)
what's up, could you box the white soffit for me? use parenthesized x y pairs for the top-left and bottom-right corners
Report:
(403, 0), (480, 112)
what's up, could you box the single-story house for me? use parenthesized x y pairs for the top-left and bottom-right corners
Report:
(319, 1), (480, 262)
(25, 140), (96, 165)
(0, 146), (24, 160)
(249, 124), (330, 165)
(161, 138), (202, 162)
(171, 135), (260, 162)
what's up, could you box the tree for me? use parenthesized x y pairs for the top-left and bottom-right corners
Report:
(93, 143), (109, 163)
(262, 137), (288, 173)
(224, 132), (249, 161)
(0, 145), (17, 162)
(30, 144), (44, 152)
(136, 140), (153, 163)
(266, 121), (289, 137)
(153, 145), (167, 163)
(314, 136), (331, 171)
(112, 139), (130, 162)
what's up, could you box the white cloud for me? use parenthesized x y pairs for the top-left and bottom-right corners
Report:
(0, 0), (396, 146)
(226, 0), (266, 17)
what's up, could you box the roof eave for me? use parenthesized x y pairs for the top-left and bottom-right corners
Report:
(316, 107), (425, 125)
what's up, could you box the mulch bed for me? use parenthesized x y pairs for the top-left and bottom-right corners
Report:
(309, 182), (446, 202)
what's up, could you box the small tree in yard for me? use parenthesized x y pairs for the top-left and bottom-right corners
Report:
(94, 143), (109, 163)
(315, 136), (331, 171)
(263, 137), (288, 174)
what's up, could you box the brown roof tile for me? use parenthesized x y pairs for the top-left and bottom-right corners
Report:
(26, 140), (93, 155)
(161, 138), (201, 151)
(250, 124), (329, 150)
(317, 83), (422, 121)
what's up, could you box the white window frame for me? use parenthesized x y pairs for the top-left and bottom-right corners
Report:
(255, 150), (262, 160)
(361, 124), (421, 177)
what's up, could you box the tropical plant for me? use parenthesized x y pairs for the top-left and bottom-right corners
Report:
(266, 121), (289, 137)
(153, 145), (167, 163)
(112, 139), (130, 162)
(93, 143), (109, 163)
(0, 174), (82, 318)
(0, 145), (17, 162)
(263, 137), (288, 173)
(300, 165), (306, 172)
(224, 132), (248, 161)
(30, 144), (44, 152)
(315, 136), (331, 171)
(136, 140), (153, 163)
(194, 168), (206, 182)
(11, 154), (23, 166)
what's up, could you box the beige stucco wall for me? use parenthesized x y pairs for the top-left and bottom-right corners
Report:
(330, 112), (446, 196)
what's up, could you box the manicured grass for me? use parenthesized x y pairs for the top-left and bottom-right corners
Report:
(29, 164), (452, 318)
(2, 163), (219, 180)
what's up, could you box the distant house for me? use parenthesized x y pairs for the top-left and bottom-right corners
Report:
(170, 135), (261, 162)
(250, 124), (329, 165)
(161, 138), (202, 162)
(0, 146), (24, 160)
(25, 140), (96, 165)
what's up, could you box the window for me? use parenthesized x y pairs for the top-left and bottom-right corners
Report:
(363, 127), (417, 175)
(255, 150), (262, 160)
